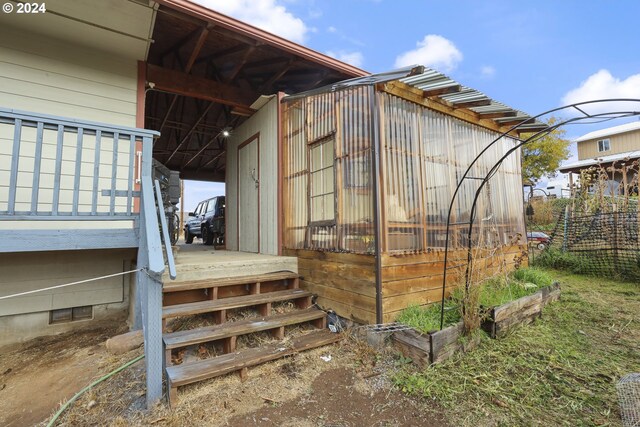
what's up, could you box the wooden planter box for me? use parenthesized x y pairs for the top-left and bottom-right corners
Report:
(393, 322), (481, 367)
(481, 282), (561, 339)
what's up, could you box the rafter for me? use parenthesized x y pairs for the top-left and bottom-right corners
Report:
(166, 101), (215, 163)
(224, 46), (255, 83)
(196, 44), (250, 65)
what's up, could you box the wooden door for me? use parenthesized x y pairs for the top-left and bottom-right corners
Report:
(238, 137), (260, 252)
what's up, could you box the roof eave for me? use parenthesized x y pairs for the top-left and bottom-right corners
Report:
(155, 0), (369, 78)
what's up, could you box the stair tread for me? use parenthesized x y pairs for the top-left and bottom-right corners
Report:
(166, 329), (341, 387)
(163, 307), (325, 349)
(163, 289), (312, 319)
(163, 270), (299, 293)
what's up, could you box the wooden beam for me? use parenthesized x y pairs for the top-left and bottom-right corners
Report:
(166, 102), (215, 163)
(451, 99), (492, 108)
(225, 46), (255, 83)
(230, 106), (254, 116)
(180, 168), (226, 182)
(499, 119), (535, 128)
(478, 111), (517, 119)
(185, 26), (211, 72)
(260, 59), (294, 91)
(378, 81), (519, 137)
(422, 85), (461, 97)
(147, 64), (257, 110)
(196, 44), (250, 65)
(243, 56), (291, 70)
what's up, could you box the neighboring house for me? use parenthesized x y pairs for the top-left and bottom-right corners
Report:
(559, 121), (640, 195)
(0, 0), (544, 406)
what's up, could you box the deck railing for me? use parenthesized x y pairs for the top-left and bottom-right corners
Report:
(0, 108), (161, 252)
(0, 107), (174, 406)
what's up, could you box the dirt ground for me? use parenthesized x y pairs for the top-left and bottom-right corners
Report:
(0, 325), (447, 427)
(0, 322), (131, 427)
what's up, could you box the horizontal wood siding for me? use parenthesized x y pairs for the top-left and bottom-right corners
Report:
(577, 128), (640, 160)
(381, 245), (527, 322)
(284, 249), (377, 324)
(0, 25), (138, 127)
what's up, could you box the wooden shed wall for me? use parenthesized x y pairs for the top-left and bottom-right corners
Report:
(284, 249), (377, 324)
(226, 96), (279, 255)
(381, 245), (527, 322)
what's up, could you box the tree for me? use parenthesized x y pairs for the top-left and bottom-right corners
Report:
(520, 117), (571, 186)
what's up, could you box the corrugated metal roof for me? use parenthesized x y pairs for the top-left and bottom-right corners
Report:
(574, 121), (640, 142)
(559, 150), (640, 172)
(286, 65), (546, 132)
(400, 67), (543, 131)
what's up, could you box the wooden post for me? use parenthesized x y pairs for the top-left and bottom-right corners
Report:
(612, 203), (619, 273)
(180, 179), (185, 239)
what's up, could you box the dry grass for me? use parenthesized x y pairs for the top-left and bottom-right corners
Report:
(49, 329), (398, 427)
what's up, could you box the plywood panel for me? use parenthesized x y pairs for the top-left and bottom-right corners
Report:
(226, 97), (279, 255)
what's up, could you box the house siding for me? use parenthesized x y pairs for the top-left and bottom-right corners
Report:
(577, 128), (640, 160)
(0, 25), (138, 127)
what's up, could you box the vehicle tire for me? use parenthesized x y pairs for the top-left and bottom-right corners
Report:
(202, 226), (213, 245)
(185, 229), (194, 244)
(537, 243), (546, 250)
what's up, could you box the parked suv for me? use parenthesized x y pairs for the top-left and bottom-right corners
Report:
(184, 196), (225, 246)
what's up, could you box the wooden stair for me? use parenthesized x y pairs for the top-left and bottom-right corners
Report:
(162, 289), (313, 320)
(166, 330), (340, 405)
(162, 270), (339, 406)
(164, 308), (326, 363)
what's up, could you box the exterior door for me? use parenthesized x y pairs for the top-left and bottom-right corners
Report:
(238, 137), (259, 252)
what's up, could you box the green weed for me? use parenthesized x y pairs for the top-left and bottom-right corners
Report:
(393, 269), (640, 426)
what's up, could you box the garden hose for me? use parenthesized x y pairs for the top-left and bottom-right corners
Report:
(46, 354), (145, 427)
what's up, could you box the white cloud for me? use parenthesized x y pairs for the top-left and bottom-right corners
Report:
(562, 69), (640, 114)
(394, 35), (463, 72)
(326, 50), (364, 68)
(327, 26), (337, 33)
(193, 0), (308, 43)
(480, 65), (496, 78)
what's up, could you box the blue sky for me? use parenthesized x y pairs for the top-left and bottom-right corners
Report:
(183, 0), (640, 210)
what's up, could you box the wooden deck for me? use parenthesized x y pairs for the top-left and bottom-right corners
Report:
(162, 247), (298, 283)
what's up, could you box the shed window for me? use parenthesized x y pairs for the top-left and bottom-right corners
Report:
(309, 138), (335, 222)
(598, 139), (610, 152)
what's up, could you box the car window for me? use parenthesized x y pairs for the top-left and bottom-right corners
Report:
(194, 202), (203, 215)
(206, 199), (216, 213)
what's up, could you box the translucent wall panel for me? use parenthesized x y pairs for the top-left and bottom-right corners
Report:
(282, 87), (374, 253)
(379, 92), (525, 253)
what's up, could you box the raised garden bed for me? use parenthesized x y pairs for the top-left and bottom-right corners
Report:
(392, 269), (561, 366)
(481, 282), (560, 338)
(393, 322), (481, 367)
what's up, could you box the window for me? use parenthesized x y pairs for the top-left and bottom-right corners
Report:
(49, 305), (93, 324)
(194, 202), (204, 216)
(598, 139), (610, 152)
(309, 138), (335, 222)
(206, 199), (216, 213)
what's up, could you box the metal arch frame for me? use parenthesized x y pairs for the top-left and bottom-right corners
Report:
(439, 98), (640, 330)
